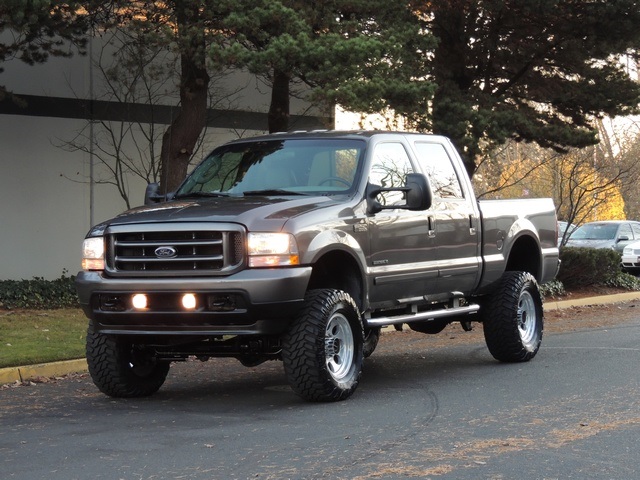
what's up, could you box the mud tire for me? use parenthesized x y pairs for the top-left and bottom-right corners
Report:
(86, 326), (169, 398)
(282, 289), (364, 402)
(482, 271), (544, 362)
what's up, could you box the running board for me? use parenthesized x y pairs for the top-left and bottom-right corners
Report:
(366, 304), (480, 328)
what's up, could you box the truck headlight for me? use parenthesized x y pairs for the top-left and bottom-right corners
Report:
(82, 237), (105, 270)
(247, 233), (300, 267)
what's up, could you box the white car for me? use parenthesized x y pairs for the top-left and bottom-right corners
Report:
(621, 240), (640, 274)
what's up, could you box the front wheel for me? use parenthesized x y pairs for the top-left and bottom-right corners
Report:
(363, 326), (381, 358)
(482, 271), (544, 362)
(282, 289), (364, 402)
(86, 326), (170, 398)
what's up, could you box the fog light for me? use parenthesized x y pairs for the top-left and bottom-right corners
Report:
(132, 294), (147, 309)
(182, 293), (197, 309)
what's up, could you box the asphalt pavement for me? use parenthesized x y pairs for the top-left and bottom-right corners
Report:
(2, 291), (640, 386)
(1, 300), (639, 480)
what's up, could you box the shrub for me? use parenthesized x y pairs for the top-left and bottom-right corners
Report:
(606, 271), (640, 290)
(558, 247), (627, 290)
(0, 271), (78, 310)
(540, 279), (566, 298)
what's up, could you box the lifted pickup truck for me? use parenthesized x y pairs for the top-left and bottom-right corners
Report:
(76, 131), (559, 402)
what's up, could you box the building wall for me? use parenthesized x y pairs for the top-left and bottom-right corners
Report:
(0, 38), (331, 280)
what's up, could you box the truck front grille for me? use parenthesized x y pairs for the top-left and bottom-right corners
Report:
(105, 223), (245, 277)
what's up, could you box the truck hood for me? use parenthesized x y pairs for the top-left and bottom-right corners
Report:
(105, 195), (339, 232)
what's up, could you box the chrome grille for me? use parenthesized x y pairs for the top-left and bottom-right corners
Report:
(105, 223), (244, 276)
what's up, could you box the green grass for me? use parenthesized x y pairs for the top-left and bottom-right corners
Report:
(0, 309), (87, 368)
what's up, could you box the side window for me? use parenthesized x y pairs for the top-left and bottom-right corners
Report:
(631, 224), (640, 239)
(413, 142), (464, 199)
(369, 143), (414, 206)
(618, 223), (632, 240)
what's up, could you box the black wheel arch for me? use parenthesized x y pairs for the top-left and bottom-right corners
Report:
(307, 249), (365, 310)
(505, 234), (542, 282)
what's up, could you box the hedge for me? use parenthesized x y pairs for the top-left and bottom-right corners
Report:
(0, 271), (78, 309)
(557, 246), (640, 290)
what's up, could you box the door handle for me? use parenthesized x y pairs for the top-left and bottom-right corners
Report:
(428, 216), (436, 237)
(469, 215), (477, 236)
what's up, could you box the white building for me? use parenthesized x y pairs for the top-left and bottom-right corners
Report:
(0, 37), (331, 280)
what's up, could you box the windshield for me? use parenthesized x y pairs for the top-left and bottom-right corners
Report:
(570, 223), (618, 240)
(176, 139), (364, 197)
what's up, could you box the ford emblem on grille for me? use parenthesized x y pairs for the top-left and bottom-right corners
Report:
(154, 246), (178, 258)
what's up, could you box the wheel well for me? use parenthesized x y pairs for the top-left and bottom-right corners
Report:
(505, 235), (541, 281)
(307, 250), (364, 309)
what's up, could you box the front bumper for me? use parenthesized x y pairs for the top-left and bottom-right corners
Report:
(75, 267), (312, 337)
(621, 255), (640, 271)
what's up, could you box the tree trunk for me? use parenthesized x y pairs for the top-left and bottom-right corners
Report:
(159, 4), (210, 194)
(430, 5), (479, 178)
(268, 69), (290, 133)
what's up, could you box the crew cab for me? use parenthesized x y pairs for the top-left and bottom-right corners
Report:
(76, 131), (559, 401)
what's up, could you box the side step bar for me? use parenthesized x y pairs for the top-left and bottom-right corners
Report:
(366, 304), (480, 328)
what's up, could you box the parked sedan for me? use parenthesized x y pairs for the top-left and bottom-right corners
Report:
(565, 220), (640, 253)
(621, 241), (640, 274)
(557, 221), (577, 246)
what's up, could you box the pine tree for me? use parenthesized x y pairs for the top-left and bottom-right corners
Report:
(403, 0), (640, 177)
(0, 0), (88, 100)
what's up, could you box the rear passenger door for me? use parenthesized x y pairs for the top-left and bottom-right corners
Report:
(412, 141), (481, 296)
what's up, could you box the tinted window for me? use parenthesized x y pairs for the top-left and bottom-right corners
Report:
(176, 139), (364, 196)
(369, 143), (414, 206)
(413, 142), (464, 198)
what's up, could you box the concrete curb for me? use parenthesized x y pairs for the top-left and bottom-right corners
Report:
(0, 358), (88, 385)
(544, 291), (640, 310)
(2, 292), (640, 385)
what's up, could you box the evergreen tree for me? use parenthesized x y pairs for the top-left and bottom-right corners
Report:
(404, 0), (640, 177)
(0, 0), (88, 100)
(208, 0), (435, 133)
(83, 1), (429, 191)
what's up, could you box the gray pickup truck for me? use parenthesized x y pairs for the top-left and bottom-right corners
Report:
(76, 131), (559, 402)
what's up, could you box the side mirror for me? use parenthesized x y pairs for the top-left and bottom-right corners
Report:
(404, 173), (432, 211)
(617, 235), (630, 243)
(144, 183), (172, 205)
(366, 173), (432, 214)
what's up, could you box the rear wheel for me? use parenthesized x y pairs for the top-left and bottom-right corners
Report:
(86, 326), (170, 398)
(282, 289), (364, 402)
(482, 271), (544, 362)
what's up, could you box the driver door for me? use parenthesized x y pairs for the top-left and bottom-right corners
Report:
(367, 142), (438, 305)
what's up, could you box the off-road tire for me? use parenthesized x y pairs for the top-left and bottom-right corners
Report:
(363, 327), (381, 358)
(482, 271), (544, 362)
(282, 289), (364, 402)
(86, 326), (170, 398)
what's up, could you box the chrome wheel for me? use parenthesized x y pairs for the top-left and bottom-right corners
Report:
(325, 313), (355, 381)
(517, 290), (539, 351)
(282, 289), (364, 401)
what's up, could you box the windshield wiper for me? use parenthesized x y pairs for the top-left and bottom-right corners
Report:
(242, 189), (306, 196)
(174, 191), (231, 199)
